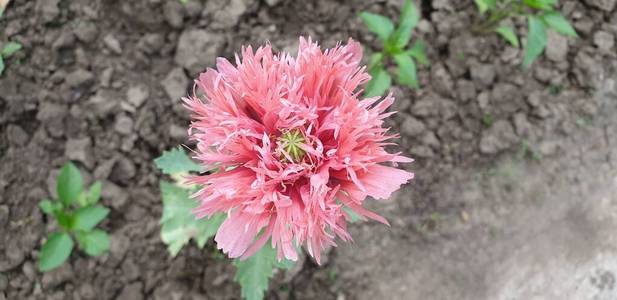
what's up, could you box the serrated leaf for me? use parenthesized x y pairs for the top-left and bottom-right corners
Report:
(542, 12), (577, 37)
(56, 162), (83, 206)
(39, 232), (73, 272)
(393, 53), (419, 89)
(523, 16), (548, 68)
(407, 40), (429, 65)
(72, 205), (109, 231)
(155, 147), (202, 175)
(76, 229), (110, 256)
(359, 12), (394, 42)
(274, 258), (296, 270)
(391, 0), (420, 49)
(495, 26), (520, 47)
(159, 181), (224, 256)
(1, 41), (21, 57)
(474, 0), (496, 14)
(234, 244), (277, 300)
(364, 68), (392, 97)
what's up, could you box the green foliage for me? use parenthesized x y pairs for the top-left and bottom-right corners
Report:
(155, 147), (296, 300)
(76, 229), (110, 256)
(155, 147), (203, 175)
(0, 41), (22, 76)
(38, 162), (111, 272)
(472, 0), (577, 68)
(56, 162), (83, 206)
(159, 181), (225, 256)
(39, 232), (74, 272)
(523, 16), (547, 68)
(360, 0), (427, 95)
(233, 245), (278, 300)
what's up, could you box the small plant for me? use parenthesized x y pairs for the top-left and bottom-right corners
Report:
(473, 0), (577, 68)
(0, 41), (22, 76)
(38, 162), (110, 272)
(360, 0), (428, 96)
(155, 148), (293, 300)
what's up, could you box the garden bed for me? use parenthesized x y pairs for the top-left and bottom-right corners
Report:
(1, 0), (616, 299)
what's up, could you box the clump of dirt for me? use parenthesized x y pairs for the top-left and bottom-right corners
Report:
(1, 0), (616, 299)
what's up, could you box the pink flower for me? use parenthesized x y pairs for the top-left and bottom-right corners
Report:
(184, 37), (413, 264)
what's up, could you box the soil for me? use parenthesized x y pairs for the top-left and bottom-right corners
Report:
(1, 0), (616, 299)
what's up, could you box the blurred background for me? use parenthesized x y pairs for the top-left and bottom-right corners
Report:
(1, 0), (617, 299)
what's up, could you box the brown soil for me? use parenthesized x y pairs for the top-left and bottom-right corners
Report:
(1, 0), (616, 299)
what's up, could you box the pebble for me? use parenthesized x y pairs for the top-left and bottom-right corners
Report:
(110, 156), (136, 182)
(109, 231), (131, 260)
(5, 124), (29, 147)
(87, 90), (118, 117)
(103, 34), (123, 55)
(169, 124), (187, 140)
(163, 1), (184, 28)
(126, 85), (150, 108)
(36, 0), (60, 23)
(400, 116), (426, 137)
(114, 113), (134, 136)
(116, 282), (143, 300)
(79, 283), (96, 300)
(65, 69), (94, 88)
(594, 31), (615, 52)
(174, 29), (225, 74)
(470, 63), (496, 87)
(52, 31), (76, 50)
(545, 31), (568, 62)
(65, 137), (95, 169)
(479, 120), (518, 154)
(74, 21), (99, 43)
(102, 181), (129, 210)
(582, 0), (617, 12)
(161, 67), (189, 102)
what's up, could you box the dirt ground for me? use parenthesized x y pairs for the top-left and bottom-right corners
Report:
(1, 0), (616, 299)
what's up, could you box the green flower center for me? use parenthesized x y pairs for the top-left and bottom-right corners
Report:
(278, 129), (306, 162)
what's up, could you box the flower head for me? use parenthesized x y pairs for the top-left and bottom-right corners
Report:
(183, 37), (413, 263)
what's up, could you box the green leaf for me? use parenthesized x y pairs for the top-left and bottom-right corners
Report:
(542, 12), (577, 37)
(523, 0), (556, 10)
(407, 40), (429, 65)
(56, 162), (83, 207)
(0, 56), (4, 76)
(359, 12), (395, 42)
(391, 0), (420, 49)
(393, 53), (419, 89)
(495, 26), (520, 47)
(368, 52), (384, 70)
(76, 229), (110, 256)
(364, 68), (392, 97)
(39, 200), (55, 215)
(1, 41), (22, 58)
(86, 181), (102, 205)
(234, 244), (278, 300)
(274, 258), (296, 270)
(39, 232), (74, 272)
(523, 16), (548, 68)
(72, 205), (110, 231)
(159, 181), (224, 256)
(154, 147), (203, 175)
(474, 0), (496, 14)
